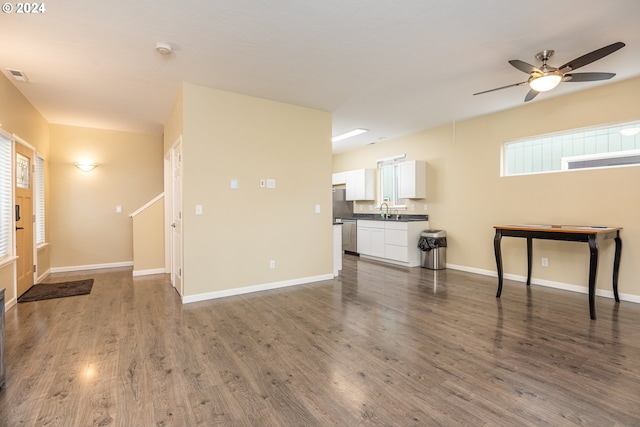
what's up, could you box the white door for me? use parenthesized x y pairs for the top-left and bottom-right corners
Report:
(171, 139), (183, 296)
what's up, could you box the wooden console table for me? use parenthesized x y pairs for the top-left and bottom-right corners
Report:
(493, 225), (622, 320)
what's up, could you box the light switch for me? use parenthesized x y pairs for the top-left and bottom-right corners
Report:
(195, 204), (203, 215)
(315, 204), (321, 214)
(116, 205), (122, 214)
(230, 179), (238, 189)
(259, 179), (266, 188)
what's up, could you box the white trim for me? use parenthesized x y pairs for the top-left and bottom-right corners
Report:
(37, 268), (50, 283)
(36, 242), (50, 250)
(5, 297), (16, 312)
(133, 268), (166, 277)
(377, 154), (406, 163)
(11, 133), (35, 151)
(446, 263), (640, 304)
(50, 261), (133, 273)
(359, 254), (420, 268)
(0, 255), (18, 269)
(182, 274), (334, 304)
(129, 193), (164, 218)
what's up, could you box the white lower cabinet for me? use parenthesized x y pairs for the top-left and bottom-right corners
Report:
(357, 220), (385, 258)
(357, 220), (429, 266)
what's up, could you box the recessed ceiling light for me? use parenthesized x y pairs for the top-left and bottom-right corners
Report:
(332, 128), (369, 143)
(155, 42), (174, 55)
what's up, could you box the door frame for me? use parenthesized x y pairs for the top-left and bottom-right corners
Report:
(164, 136), (183, 298)
(13, 135), (37, 293)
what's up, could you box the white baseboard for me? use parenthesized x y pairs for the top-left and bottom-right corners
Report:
(133, 268), (166, 277)
(183, 273), (334, 304)
(5, 297), (17, 312)
(50, 261), (133, 274)
(37, 268), (51, 283)
(446, 263), (640, 304)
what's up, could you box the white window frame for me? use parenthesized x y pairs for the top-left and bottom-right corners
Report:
(35, 154), (45, 246)
(0, 132), (13, 263)
(377, 154), (406, 208)
(503, 120), (640, 176)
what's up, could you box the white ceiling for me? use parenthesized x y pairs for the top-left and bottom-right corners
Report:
(2, 0), (640, 153)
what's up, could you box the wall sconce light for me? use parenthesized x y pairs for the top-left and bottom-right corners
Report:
(74, 162), (98, 172)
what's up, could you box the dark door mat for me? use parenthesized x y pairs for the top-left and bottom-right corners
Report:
(17, 279), (94, 303)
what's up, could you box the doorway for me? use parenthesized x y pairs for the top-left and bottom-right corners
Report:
(15, 143), (34, 297)
(168, 137), (183, 297)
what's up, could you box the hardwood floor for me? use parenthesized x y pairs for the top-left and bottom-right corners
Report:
(1, 256), (640, 426)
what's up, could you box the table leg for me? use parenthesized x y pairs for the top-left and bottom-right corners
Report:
(613, 234), (622, 302)
(494, 230), (504, 298)
(588, 235), (599, 320)
(526, 237), (532, 286)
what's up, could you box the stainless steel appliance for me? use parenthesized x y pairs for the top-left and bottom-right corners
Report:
(341, 219), (357, 254)
(332, 188), (352, 220)
(332, 188), (357, 254)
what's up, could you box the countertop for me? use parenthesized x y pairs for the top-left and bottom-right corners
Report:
(335, 214), (429, 223)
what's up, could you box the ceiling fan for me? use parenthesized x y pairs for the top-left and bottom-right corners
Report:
(474, 41), (625, 102)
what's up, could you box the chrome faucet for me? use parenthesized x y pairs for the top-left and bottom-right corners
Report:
(380, 202), (390, 219)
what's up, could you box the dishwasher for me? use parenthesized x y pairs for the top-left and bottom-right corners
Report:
(341, 219), (358, 255)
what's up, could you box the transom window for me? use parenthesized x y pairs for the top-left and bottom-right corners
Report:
(503, 120), (640, 176)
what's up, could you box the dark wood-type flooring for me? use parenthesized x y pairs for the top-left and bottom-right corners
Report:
(1, 255), (640, 426)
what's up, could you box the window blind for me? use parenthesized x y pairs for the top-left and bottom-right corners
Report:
(35, 155), (45, 244)
(0, 135), (12, 258)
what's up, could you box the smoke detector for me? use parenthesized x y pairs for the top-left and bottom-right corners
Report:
(7, 69), (29, 83)
(155, 42), (174, 55)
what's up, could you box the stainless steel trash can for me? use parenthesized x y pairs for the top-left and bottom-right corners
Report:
(419, 230), (447, 270)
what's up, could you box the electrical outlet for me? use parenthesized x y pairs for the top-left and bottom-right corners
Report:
(269, 260), (275, 269)
(541, 257), (549, 267)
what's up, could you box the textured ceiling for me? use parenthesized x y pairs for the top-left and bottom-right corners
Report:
(2, 0), (640, 153)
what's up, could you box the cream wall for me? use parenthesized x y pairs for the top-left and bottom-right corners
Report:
(0, 73), (49, 305)
(131, 197), (164, 274)
(164, 87), (183, 153)
(179, 83), (333, 297)
(334, 76), (640, 300)
(49, 125), (164, 269)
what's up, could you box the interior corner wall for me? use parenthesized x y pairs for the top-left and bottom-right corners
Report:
(48, 124), (164, 269)
(164, 86), (183, 153)
(0, 73), (50, 304)
(333, 76), (640, 300)
(181, 83), (333, 298)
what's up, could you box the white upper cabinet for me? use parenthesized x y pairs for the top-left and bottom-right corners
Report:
(345, 169), (375, 200)
(398, 160), (426, 199)
(332, 172), (346, 185)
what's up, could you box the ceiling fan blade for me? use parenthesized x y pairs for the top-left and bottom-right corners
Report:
(473, 81), (527, 96)
(559, 41), (625, 72)
(563, 72), (616, 82)
(509, 60), (541, 74)
(524, 89), (538, 102)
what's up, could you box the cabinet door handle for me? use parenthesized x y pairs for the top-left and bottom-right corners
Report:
(16, 227), (24, 230)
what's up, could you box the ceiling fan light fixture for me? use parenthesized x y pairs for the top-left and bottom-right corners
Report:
(620, 127), (640, 137)
(528, 73), (562, 92)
